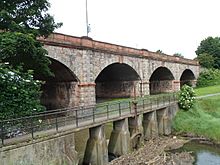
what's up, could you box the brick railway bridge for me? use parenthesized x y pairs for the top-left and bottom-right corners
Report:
(0, 33), (199, 165)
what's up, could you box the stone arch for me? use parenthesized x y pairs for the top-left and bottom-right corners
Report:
(35, 57), (80, 110)
(180, 69), (196, 87)
(95, 63), (141, 102)
(149, 67), (175, 94)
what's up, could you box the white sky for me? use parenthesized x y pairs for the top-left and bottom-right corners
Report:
(48, 0), (220, 59)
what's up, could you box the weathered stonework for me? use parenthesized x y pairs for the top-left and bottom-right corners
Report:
(38, 33), (199, 107)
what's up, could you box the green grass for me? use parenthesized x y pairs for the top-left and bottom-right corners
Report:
(194, 84), (220, 96)
(172, 95), (220, 142)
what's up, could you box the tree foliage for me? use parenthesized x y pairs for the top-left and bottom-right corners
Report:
(0, 32), (52, 76)
(196, 53), (215, 69)
(0, 64), (45, 120)
(173, 53), (183, 58)
(196, 37), (220, 69)
(196, 68), (220, 87)
(0, 0), (62, 37)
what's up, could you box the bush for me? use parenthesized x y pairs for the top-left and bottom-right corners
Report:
(178, 85), (196, 110)
(0, 63), (45, 120)
(197, 68), (220, 87)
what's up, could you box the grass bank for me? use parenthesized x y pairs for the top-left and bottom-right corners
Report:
(194, 84), (220, 96)
(173, 93), (220, 142)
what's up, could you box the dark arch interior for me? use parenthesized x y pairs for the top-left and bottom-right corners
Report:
(95, 63), (141, 102)
(35, 58), (79, 110)
(180, 69), (196, 87)
(149, 67), (174, 94)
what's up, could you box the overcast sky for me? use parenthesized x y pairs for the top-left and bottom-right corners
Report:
(48, 0), (220, 59)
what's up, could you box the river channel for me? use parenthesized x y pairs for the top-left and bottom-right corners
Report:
(180, 141), (220, 165)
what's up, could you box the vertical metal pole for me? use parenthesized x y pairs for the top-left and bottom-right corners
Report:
(93, 107), (95, 123)
(107, 104), (109, 119)
(119, 102), (121, 117)
(86, 0), (89, 36)
(1, 121), (4, 145)
(55, 113), (58, 132)
(76, 110), (78, 127)
(31, 117), (34, 139)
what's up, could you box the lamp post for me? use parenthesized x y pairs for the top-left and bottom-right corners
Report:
(86, 0), (90, 37)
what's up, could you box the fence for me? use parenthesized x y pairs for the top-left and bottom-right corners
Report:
(0, 93), (177, 146)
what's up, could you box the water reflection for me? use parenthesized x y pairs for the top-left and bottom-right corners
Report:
(182, 142), (220, 165)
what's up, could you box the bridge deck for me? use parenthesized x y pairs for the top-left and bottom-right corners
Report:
(0, 94), (177, 147)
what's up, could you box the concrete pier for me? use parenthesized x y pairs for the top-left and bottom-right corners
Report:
(108, 119), (131, 157)
(128, 115), (143, 150)
(157, 108), (171, 135)
(142, 111), (158, 140)
(83, 125), (108, 165)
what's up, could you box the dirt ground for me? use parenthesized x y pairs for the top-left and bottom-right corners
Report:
(108, 136), (194, 165)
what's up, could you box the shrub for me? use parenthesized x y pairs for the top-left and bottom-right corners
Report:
(178, 85), (196, 110)
(0, 63), (45, 120)
(197, 68), (220, 87)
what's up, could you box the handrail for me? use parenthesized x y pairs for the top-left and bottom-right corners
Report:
(0, 93), (177, 146)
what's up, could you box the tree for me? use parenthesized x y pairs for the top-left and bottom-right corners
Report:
(0, 0), (62, 37)
(0, 32), (52, 76)
(196, 53), (215, 68)
(0, 0), (62, 119)
(156, 50), (164, 54)
(196, 37), (220, 69)
(0, 64), (45, 120)
(0, 0), (62, 75)
(173, 53), (184, 58)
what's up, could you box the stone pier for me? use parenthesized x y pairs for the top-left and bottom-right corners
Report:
(142, 111), (159, 140)
(83, 125), (108, 165)
(108, 119), (131, 157)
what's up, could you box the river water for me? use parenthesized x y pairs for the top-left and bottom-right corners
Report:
(180, 141), (220, 165)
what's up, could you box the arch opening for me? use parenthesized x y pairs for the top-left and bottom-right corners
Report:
(35, 58), (79, 110)
(149, 67), (174, 94)
(180, 69), (196, 87)
(95, 63), (141, 102)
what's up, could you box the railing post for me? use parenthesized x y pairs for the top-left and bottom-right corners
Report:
(1, 121), (4, 145)
(119, 102), (121, 117)
(129, 101), (132, 113)
(31, 117), (34, 139)
(93, 107), (95, 123)
(107, 104), (109, 119)
(143, 99), (145, 111)
(76, 110), (79, 127)
(55, 113), (58, 132)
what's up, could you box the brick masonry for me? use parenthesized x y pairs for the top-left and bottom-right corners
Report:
(38, 33), (200, 107)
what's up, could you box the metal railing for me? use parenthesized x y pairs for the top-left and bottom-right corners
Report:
(0, 93), (177, 146)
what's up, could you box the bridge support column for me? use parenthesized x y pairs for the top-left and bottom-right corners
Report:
(140, 81), (150, 96)
(78, 83), (96, 106)
(83, 125), (108, 165)
(173, 80), (180, 92)
(108, 118), (131, 157)
(157, 108), (171, 135)
(128, 115), (143, 150)
(142, 111), (158, 140)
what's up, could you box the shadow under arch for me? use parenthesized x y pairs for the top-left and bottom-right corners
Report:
(149, 67), (174, 94)
(34, 57), (80, 110)
(95, 63), (141, 102)
(180, 69), (196, 87)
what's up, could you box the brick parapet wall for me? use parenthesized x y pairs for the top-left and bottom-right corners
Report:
(38, 33), (199, 66)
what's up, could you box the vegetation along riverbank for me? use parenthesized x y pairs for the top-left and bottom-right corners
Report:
(173, 85), (220, 143)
